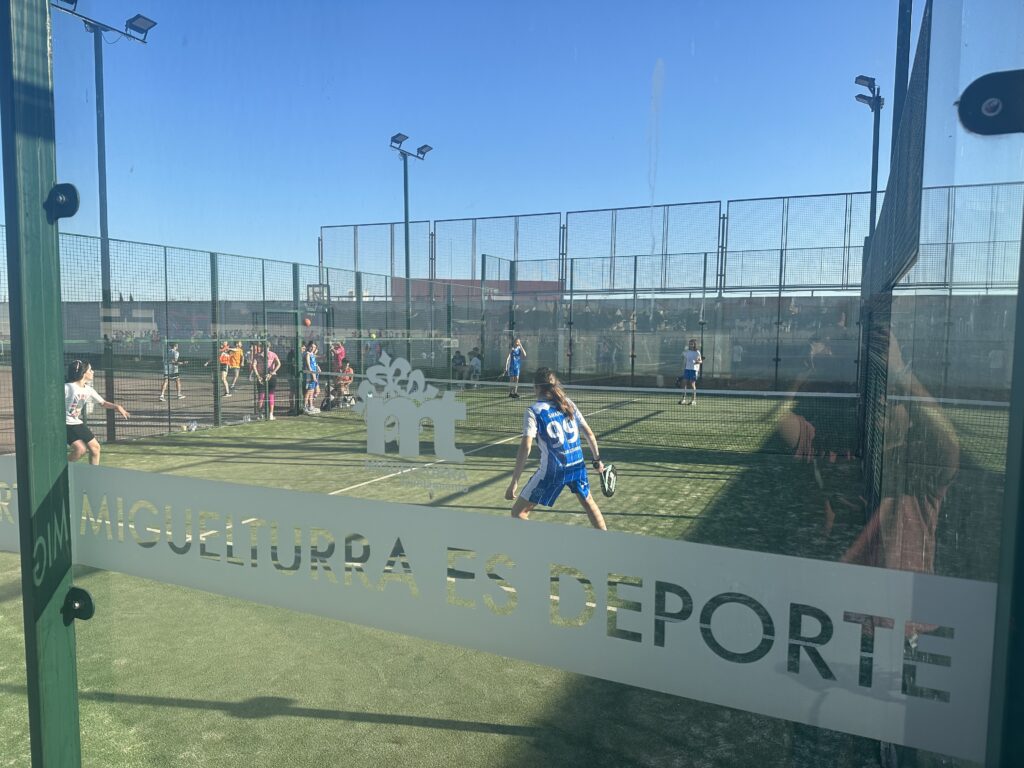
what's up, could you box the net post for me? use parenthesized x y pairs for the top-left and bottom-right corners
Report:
(211, 252), (222, 427)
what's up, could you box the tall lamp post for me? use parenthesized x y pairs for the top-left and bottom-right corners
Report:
(389, 133), (432, 362)
(855, 75), (884, 239)
(51, 1), (156, 441)
(853, 75), (885, 470)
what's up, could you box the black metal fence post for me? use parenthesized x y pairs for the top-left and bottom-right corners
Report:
(567, 258), (574, 383)
(630, 255), (638, 386)
(446, 283), (453, 380)
(211, 252), (221, 426)
(508, 258), (517, 343)
(163, 245), (171, 432)
(480, 253), (487, 370)
(354, 271), (364, 374)
(292, 263), (301, 414)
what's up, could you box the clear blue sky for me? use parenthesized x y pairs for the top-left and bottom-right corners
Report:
(20, 0), (988, 264)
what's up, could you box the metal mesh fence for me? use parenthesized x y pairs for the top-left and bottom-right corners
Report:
(0, 181), (1017, 452)
(320, 220), (431, 279)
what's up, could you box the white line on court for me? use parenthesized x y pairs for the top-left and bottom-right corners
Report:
(328, 398), (636, 496)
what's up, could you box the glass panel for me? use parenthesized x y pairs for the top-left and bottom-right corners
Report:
(0, 0), (1019, 765)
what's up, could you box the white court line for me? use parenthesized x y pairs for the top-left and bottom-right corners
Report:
(328, 398), (636, 496)
(329, 434), (521, 495)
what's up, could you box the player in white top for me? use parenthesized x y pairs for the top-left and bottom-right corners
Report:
(505, 367), (608, 530)
(65, 359), (130, 465)
(159, 342), (187, 401)
(679, 338), (703, 405)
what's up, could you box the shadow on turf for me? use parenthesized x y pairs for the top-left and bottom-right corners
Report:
(0, 683), (542, 736)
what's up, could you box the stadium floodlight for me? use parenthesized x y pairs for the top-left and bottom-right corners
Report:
(125, 14), (157, 42)
(388, 134), (433, 360)
(52, 0), (78, 10)
(853, 74), (884, 240)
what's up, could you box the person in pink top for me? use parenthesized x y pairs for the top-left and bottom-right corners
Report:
(252, 342), (282, 420)
(331, 340), (346, 372)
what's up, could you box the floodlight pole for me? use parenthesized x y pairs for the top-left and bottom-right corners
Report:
(869, 89), (881, 239)
(855, 78), (884, 240)
(90, 22), (117, 442)
(403, 151), (411, 361)
(52, 3), (153, 441)
(391, 135), (429, 362)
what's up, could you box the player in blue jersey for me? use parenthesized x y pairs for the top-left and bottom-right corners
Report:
(302, 341), (321, 414)
(504, 337), (527, 398)
(505, 367), (608, 530)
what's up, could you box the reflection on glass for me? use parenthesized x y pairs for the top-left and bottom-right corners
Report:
(0, 0), (1021, 766)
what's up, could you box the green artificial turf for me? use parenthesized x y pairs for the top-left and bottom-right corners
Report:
(0, 387), (998, 766)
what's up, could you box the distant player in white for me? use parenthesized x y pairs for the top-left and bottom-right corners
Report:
(679, 338), (703, 405)
(159, 342), (187, 401)
(505, 367), (608, 530)
(65, 359), (130, 465)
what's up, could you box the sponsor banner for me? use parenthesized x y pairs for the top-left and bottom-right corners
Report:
(0, 456), (996, 761)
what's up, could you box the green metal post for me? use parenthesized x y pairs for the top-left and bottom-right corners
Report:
(987, 207), (1024, 768)
(0, 0), (82, 764)
(211, 253), (221, 427)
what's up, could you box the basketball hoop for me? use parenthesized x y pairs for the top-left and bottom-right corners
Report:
(306, 283), (331, 315)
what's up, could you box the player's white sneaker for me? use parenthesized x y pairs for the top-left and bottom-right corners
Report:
(159, 396), (166, 402)
(268, 414), (275, 420)
(177, 394), (186, 399)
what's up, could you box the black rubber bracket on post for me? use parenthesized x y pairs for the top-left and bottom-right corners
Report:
(958, 69), (1024, 136)
(61, 587), (94, 626)
(43, 182), (79, 223)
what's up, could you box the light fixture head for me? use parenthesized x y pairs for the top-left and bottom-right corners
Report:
(416, 144), (432, 158)
(855, 93), (872, 107)
(390, 133), (409, 148)
(52, 0), (79, 10)
(855, 75), (876, 91)
(125, 13), (157, 41)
